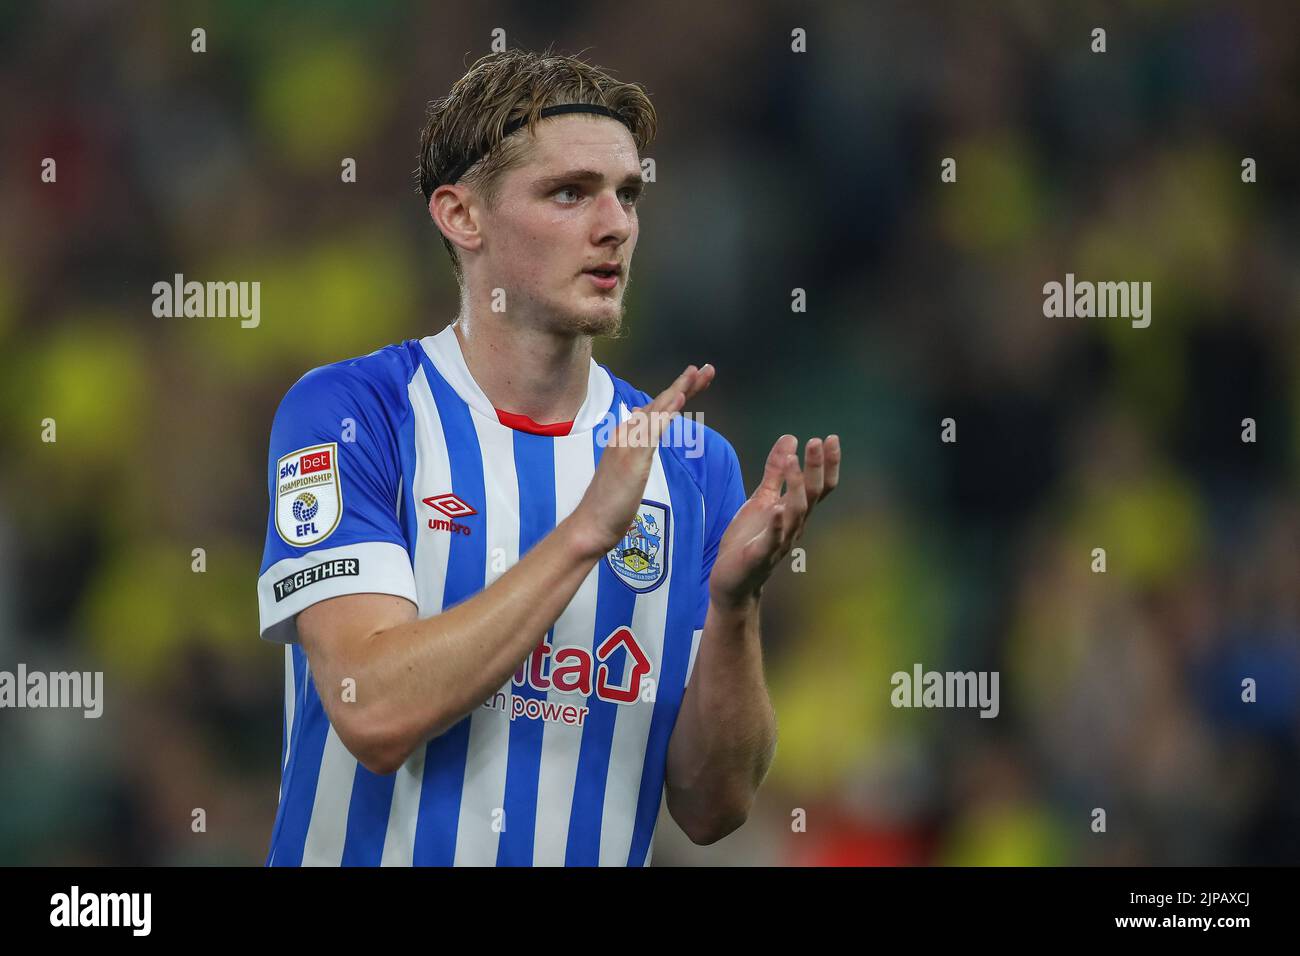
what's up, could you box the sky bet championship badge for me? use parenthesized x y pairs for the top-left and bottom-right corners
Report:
(275, 442), (342, 547)
(605, 500), (669, 593)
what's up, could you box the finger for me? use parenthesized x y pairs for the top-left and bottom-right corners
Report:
(758, 434), (798, 496)
(645, 400), (681, 446)
(648, 363), (716, 445)
(644, 365), (698, 417)
(682, 363), (714, 403)
(632, 363), (716, 444)
(803, 437), (825, 504)
(780, 452), (807, 547)
(745, 503), (784, 564)
(621, 366), (694, 450)
(822, 434), (841, 497)
(643, 362), (713, 415)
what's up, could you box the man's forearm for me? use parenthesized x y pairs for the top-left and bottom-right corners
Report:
(664, 595), (777, 842)
(319, 515), (607, 772)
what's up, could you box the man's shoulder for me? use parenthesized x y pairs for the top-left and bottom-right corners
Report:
(277, 340), (426, 420)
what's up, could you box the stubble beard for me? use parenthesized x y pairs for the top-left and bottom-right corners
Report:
(569, 304), (624, 338)
(547, 284), (627, 339)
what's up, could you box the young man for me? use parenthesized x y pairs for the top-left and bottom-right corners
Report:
(256, 49), (840, 866)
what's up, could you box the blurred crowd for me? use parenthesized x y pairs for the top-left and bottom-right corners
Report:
(0, 1), (1296, 865)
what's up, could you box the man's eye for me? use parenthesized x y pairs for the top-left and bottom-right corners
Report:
(618, 187), (642, 206)
(555, 187), (580, 203)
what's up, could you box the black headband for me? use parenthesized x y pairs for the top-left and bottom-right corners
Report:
(438, 103), (630, 188)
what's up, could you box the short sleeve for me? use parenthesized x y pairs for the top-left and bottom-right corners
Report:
(257, 363), (416, 643)
(694, 431), (748, 632)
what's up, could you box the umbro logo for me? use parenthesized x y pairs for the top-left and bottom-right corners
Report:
(423, 493), (477, 518)
(423, 493), (477, 535)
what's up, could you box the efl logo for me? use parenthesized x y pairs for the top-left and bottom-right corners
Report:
(275, 442), (341, 546)
(423, 493), (476, 535)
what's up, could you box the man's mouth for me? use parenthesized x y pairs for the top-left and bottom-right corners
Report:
(583, 262), (623, 290)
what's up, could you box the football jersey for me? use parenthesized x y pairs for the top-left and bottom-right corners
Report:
(257, 323), (747, 866)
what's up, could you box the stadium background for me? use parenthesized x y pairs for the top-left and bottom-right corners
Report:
(1, 0), (1297, 865)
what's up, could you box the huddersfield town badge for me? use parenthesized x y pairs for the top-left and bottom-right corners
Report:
(605, 500), (670, 593)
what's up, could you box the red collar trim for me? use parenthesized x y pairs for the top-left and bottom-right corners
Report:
(494, 408), (574, 436)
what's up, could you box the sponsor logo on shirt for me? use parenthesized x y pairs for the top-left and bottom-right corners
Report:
(275, 442), (342, 546)
(299, 449), (332, 475)
(423, 493), (477, 535)
(482, 625), (654, 726)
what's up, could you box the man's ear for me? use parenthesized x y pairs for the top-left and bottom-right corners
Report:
(429, 184), (483, 256)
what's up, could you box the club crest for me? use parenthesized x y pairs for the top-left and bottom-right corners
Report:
(605, 500), (670, 593)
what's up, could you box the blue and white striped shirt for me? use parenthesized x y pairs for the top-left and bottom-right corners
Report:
(257, 323), (746, 866)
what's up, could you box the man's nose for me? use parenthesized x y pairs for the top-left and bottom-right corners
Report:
(591, 190), (632, 245)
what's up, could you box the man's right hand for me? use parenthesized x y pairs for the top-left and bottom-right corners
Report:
(570, 363), (714, 558)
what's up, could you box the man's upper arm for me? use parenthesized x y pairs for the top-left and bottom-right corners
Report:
(256, 362), (417, 644)
(297, 592), (418, 688)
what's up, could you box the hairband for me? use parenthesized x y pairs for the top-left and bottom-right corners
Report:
(439, 103), (630, 187)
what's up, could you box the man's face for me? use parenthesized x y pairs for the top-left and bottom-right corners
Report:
(474, 114), (643, 337)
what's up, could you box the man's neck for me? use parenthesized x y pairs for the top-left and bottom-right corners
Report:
(451, 306), (593, 425)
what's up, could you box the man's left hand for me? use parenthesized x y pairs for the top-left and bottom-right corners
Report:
(708, 434), (841, 610)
